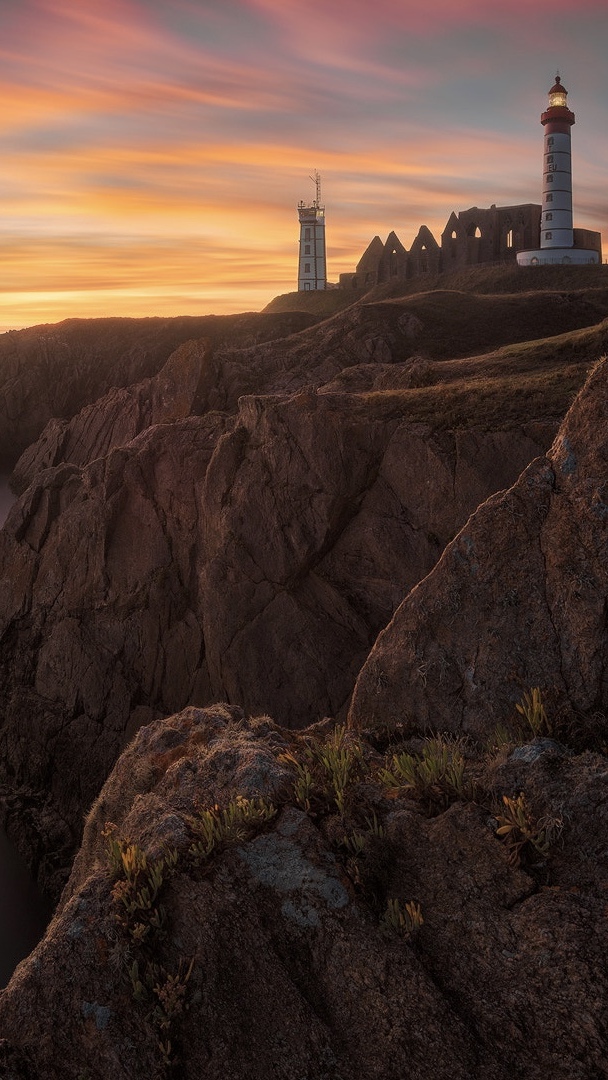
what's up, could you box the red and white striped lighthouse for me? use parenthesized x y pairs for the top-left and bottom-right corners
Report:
(517, 75), (601, 266)
(540, 74), (575, 250)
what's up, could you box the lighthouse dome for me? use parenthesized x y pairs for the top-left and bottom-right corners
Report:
(549, 75), (566, 94)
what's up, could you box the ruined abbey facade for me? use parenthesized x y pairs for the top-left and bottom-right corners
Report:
(339, 203), (545, 289)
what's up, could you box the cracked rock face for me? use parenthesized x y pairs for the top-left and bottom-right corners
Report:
(1, 302), (608, 1077)
(0, 365), (551, 889)
(1, 706), (608, 1080)
(349, 357), (608, 739)
(200, 390), (553, 727)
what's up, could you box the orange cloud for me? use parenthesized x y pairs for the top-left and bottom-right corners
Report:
(0, 0), (605, 332)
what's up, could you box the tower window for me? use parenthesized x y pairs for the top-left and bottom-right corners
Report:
(546, 175), (554, 183)
(547, 136), (554, 146)
(546, 154), (554, 163)
(304, 244), (311, 254)
(545, 232), (553, 240)
(506, 229), (513, 248)
(545, 213), (553, 221)
(305, 228), (311, 240)
(546, 193), (553, 202)
(304, 263), (311, 272)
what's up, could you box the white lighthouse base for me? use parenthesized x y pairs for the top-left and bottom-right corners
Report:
(517, 247), (600, 266)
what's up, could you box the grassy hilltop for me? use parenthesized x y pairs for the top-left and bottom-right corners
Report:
(266, 263), (608, 431)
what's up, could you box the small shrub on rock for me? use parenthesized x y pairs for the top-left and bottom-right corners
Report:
(380, 897), (424, 939)
(378, 735), (469, 810)
(516, 687), (551, 738)
(188, 795), (277, 865)
(279, 725), (365, 816)
(494, 793), (561, 867)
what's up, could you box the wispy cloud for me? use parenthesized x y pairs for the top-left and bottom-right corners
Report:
(0, 0), (605, 329)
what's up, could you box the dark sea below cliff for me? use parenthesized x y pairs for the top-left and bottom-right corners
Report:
(0, 829), (52, 986)
(0, 478), (53, 984)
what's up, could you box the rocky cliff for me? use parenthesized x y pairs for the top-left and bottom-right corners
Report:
(0, 382), (553, 892)
(1, 274), (608, 1076)
(1, 704), (608, 1079)
(9, 286), (608, 486)
(0, 311), (318, 471)
(2, 281), (606, 893)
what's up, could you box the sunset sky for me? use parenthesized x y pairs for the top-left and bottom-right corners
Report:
(0, 0), (607, 330)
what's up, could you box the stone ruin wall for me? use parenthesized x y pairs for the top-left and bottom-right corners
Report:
(340, 203), (542, 289)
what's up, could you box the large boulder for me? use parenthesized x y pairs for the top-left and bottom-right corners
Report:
(349, 357), (608, 739)
(1, 706), (608, 1079)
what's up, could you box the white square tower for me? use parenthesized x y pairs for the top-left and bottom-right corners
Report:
(297, 172), (327, 291)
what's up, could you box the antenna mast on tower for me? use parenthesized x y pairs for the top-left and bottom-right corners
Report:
(310, 170), (322, 207)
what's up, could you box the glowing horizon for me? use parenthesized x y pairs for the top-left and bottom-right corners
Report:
(1, 0), (607, 332)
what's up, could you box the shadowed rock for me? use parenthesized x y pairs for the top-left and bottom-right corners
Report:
(11, 339), (215, 492)
(349, 357), (608, 739)
(200, 390), (554, 727)
(0, 373), (553, 895)
(0, 311), (319, 471)
(1, 706), (608, 1079)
